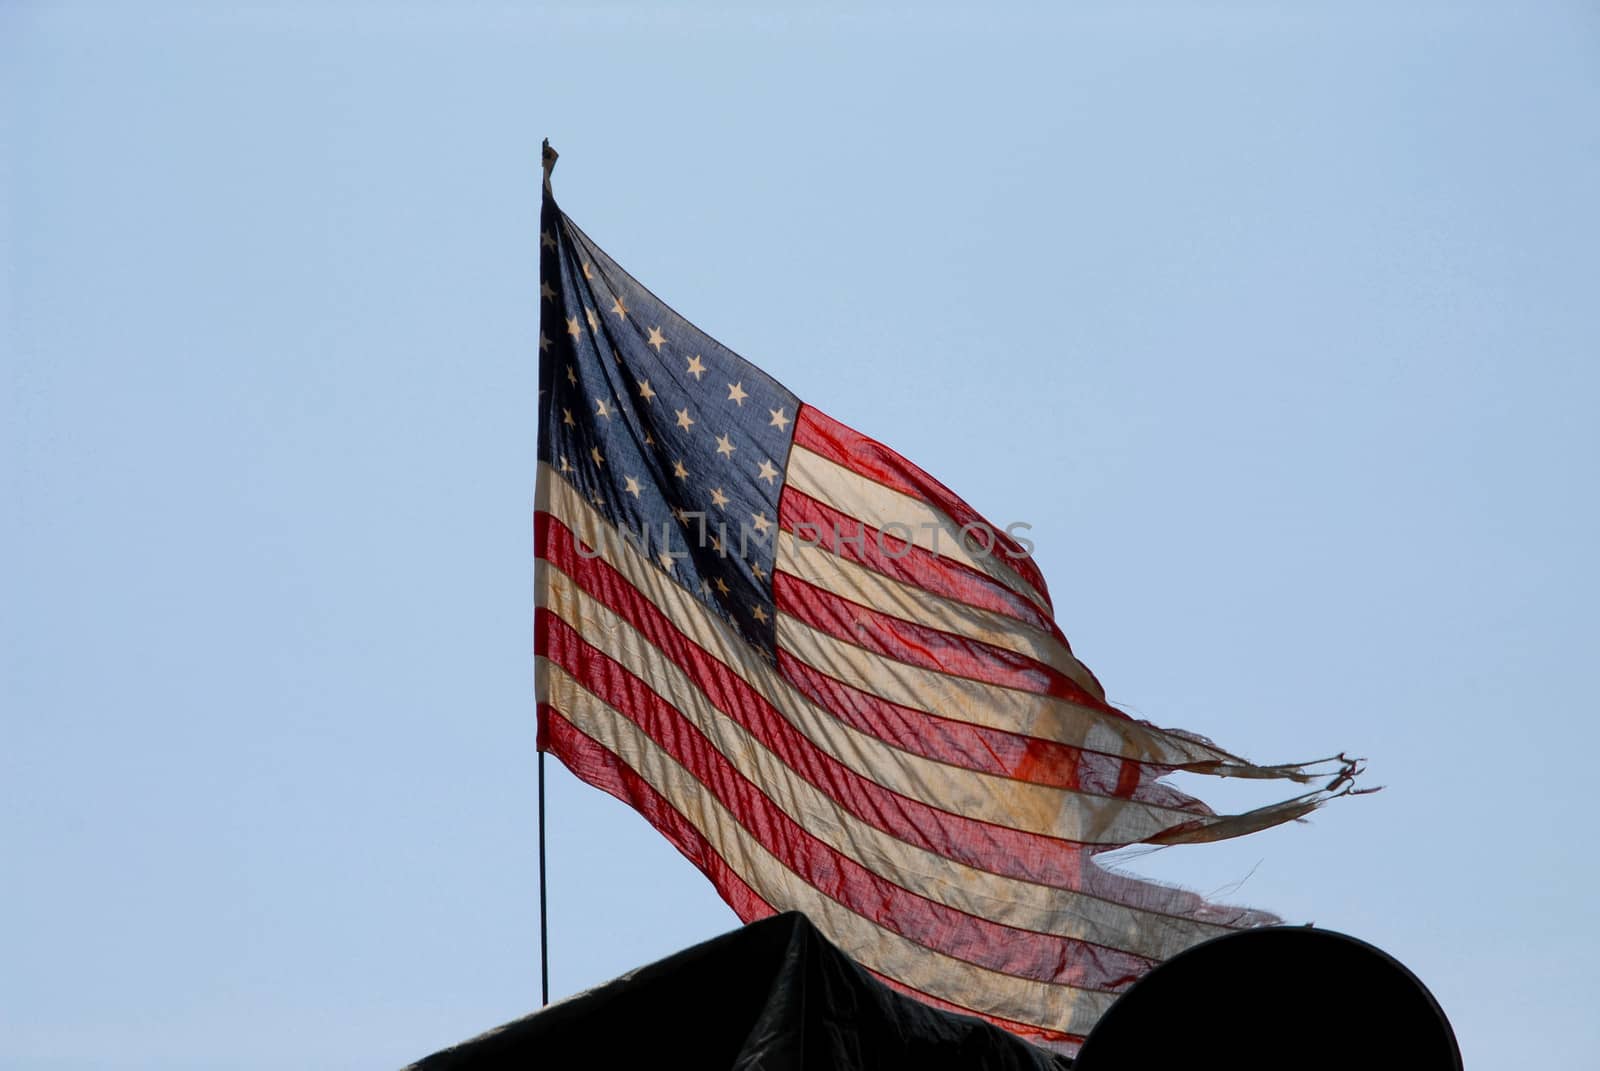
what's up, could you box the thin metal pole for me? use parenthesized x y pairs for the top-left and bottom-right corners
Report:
(538, 748), (549, 1005)
(538, 136), (557, 1010)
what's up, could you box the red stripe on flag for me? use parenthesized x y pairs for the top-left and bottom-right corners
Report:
(774, 570), (1114, 711)
(777, 487), (1060, 636)
(778, 648), (1082, 790)
(793, 404), (1051, 605)
(540, 706), (776, 926)
(540, 611), (1158, 991)
(776, 652), (1208, 814)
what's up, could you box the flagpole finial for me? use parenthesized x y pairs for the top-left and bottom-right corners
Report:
(542, 138), (559, 193)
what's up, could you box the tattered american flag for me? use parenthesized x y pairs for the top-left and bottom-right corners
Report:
(533, 165), (1362, 1049)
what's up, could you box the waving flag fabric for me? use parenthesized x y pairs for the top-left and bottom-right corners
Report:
(533, 172), (1361, 1049)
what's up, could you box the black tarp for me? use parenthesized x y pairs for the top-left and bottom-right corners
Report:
(406, 912), (1071, 1070)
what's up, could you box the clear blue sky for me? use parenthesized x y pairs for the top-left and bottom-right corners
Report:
(5, 3), (1597, 1067)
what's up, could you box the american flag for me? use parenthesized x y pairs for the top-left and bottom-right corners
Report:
(534, 171), (1361, 1049)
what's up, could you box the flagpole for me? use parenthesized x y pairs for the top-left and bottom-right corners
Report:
(542, 138), (558, 196)
(537, 136), (558, 1009)
(538, 750), (549, 1005)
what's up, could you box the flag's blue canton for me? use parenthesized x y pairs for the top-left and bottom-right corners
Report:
(538, 197), (799, 656)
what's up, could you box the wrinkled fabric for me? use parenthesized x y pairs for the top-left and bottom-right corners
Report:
(405, 913), (1071, 1071)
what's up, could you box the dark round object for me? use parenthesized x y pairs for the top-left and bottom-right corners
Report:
(1073, 926), (1461, 1070)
